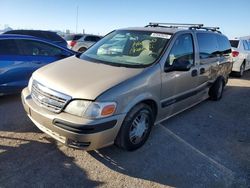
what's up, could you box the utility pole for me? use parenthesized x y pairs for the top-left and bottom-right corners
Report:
(76, 5), (79, 34)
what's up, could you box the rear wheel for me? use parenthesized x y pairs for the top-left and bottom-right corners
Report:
(209, 77), (224, 101)
(115, 103), (154, 151)
(78, 47), (87, 53)
(235, 62), (245, 77)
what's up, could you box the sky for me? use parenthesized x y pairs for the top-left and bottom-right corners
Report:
(1, 0), (250, 38)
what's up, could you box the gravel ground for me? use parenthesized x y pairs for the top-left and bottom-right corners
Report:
(0, 71), (249, 188)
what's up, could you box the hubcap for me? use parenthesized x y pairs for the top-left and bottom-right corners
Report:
(129, 111), (149, 144)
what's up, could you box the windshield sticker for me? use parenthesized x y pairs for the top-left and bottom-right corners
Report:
(151, 33), (171, 39)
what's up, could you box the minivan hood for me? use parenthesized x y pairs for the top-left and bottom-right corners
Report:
(32, 56), (143, 100)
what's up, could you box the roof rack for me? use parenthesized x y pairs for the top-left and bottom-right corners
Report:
(146, 22), (204, 28)
(189, 26), (221, 33)
(145, 22), (221, 33)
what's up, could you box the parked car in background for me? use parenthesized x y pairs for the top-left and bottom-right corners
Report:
(3, 30), (68, 48)
(0, 34), (75, 95)
(22, 23), (233, 151)
(230, 38), (250, 77)
(71, 34), (102, 52)
(64, 34), (84, 49)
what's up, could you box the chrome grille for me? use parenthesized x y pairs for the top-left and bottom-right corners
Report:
(31, 80), (71, 113)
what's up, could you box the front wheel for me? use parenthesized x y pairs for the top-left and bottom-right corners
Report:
(115, 103), (154, 151)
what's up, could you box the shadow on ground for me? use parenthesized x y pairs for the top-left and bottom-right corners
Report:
(89, 77), (250, 187)
(0, 95), (103, 187)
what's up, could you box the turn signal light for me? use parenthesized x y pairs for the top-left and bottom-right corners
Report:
(101, 104), (116, 116)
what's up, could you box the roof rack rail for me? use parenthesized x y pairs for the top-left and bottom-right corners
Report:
(146, 22), (204, 28)
(145, 22), (221, 33)
(189, 26), (221, 33)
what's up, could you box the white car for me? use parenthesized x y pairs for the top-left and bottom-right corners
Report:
(71, 35), (102, 52)
(230, 38), (250, 77)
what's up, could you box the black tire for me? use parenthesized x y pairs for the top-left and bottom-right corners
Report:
(209, 77), (224, 101)
(235, 62), (245, 77)
(115, 103), (154, 151)
(78, 47), (87, 53)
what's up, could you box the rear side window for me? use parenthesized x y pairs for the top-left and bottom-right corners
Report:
(243, 40), (249, 50)
(15, 39), (63, 56)
(0, 39), (21, 55)
(230, 40), (239, 48)
(167, 33), (194, 65)
(197, 33), (219, 59)
(64, 35), (74, 41)
(44, 32), (65, 42)
(217, 35), (231, 55)
(85, 36), (101, 42)
(73, 35), (83, 41)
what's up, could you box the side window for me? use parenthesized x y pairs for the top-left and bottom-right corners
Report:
(243, 40), (249, 50)
(217, 35), (231, 56)
(197, 33), (219, 59)
(16, 39), (63, 56)
(166, 34), (194, 66)
(94, 37), (101, 42)
(85, 36), (99, 42)
(0, 39), (21, 55)
(85, 36), (92, 42)
(78, 36), (85, 42)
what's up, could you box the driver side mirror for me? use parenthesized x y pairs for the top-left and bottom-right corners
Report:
(164, 59), (193, 72)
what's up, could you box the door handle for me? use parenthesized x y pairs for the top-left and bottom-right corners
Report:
(200, 68), (205, 75)
(191, 69), (198, 77)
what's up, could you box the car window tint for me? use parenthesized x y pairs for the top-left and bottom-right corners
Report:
(167, 34), (194, 66)
(217, 35), (231, 55)
(73, 35), (83, 41)
(15, 39), (63, 56)
(78, 36), (85, 42)
(197, 33), (219, 59)
(230, 40), (239, 48)
(95, 36), (101, 41)
(64, 35), (74, 41)
(0, 39), (22, 55)
(85, 36), (99, 42)
(243, 40), (249, 50)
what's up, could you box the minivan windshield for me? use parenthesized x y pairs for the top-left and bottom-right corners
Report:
(80, 30), (171, 67)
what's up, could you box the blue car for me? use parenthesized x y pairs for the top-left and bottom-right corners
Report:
(0, 34), (76, 95)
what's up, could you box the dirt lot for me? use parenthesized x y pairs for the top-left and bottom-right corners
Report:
(0, 72), (249, 188)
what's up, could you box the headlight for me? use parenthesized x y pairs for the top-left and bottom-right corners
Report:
(64, 100), (116, 119)
(28, 77), (33, 92)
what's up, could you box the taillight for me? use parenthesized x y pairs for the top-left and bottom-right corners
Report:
(232, 51), (239, 57)
(70, 40), (77, 47)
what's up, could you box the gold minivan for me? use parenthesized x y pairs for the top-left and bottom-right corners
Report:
(22, 23), (233, 151)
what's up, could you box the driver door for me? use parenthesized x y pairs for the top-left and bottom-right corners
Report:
(160, 33), (200, 118)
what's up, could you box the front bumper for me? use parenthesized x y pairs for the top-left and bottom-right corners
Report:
(21, 87), (126, 150)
